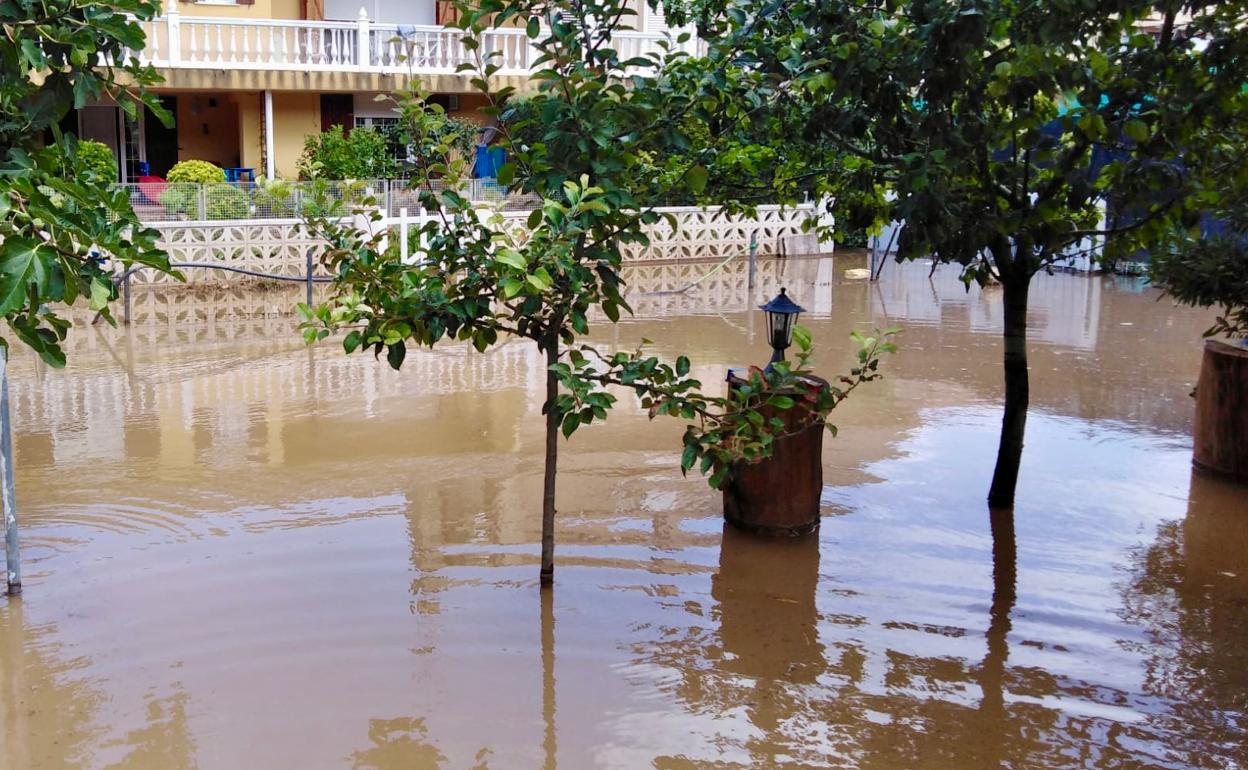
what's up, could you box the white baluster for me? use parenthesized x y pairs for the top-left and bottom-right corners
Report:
(215, 23), (224, 63)
(356, 9), (370, 69)
(240, 23), (249, 64)
(187, 22), (198, 61)
(165, 0), (180, 65)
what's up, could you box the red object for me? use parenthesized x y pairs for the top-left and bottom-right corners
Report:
(136, 175), (167, 205)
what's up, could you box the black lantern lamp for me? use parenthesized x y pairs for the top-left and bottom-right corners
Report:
(759, 288), (805, 366)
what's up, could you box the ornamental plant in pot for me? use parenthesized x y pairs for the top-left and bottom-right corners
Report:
(1151, 209), (1248, 481)
(720, 326), (896, 535)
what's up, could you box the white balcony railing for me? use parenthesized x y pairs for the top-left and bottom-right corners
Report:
(128, 10), (686, 76)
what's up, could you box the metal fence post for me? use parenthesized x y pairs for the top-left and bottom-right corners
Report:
(123, 270), (132, 325)
(2, 348), (21, 596)
(747, 231), (758, 292)
(197, 184), (207, 220)
(305, 248), (314, 306)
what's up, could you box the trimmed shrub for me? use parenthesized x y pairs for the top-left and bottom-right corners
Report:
(167, 159), (226, 184)
(75, 139), (117, 184)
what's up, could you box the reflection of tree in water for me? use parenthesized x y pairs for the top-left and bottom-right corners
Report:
(350, 716), (493, 770)
(0, 601), (108, 770)
(1120, 471), (1248, 770)
(101, 688), (198, 770)
(635, 518), (1236, 769)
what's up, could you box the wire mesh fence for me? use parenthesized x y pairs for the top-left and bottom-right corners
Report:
(114, 178), (538, 222)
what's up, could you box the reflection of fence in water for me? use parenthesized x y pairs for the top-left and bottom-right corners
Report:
(7, 334), (545, 456)
(12, 256), (835, 448)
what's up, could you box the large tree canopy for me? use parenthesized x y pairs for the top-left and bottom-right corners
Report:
(679, 0), (1248, 505)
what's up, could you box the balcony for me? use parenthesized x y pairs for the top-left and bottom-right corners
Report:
(128, 11), (682, 76)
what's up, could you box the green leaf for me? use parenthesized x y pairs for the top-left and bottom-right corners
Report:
(687, 164), (709, 194)
(0, 239), (41, 316)
(88, 278), (112, 312)
(1123, 119), (1149, 143)
(768, 395), (795, 409)
(676, 356), (690, 377)
(496, 249), (526, 270)
(344, 330), (363, 353)
(527, 268), (553, 291)
(386, 340), (407, 370)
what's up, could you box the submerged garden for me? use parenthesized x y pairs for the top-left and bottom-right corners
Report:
(1, 0), (1247, 767)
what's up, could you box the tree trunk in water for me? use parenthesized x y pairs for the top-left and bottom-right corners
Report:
(540, 337), (559, 586)
(988, 278), (1030, 507)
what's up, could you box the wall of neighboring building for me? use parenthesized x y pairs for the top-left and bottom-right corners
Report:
(324, 0), (435, 22)
(237, 93), (265, 172)
(176, 93), (242, 169)
(175, 0), (301, 19)
(272, 92), (321, 178)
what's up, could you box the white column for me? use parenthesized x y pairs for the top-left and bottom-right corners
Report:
(356, 9), (371, 70)
(263, 90), (276, 180)
(166, 0), (181, 64)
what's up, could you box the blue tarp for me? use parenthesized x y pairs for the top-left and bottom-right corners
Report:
(474, 145), (506, 179)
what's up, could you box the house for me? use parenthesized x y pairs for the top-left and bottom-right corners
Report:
(74, 0), (685, 182)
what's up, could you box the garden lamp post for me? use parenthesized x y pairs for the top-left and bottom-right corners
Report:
(760, 288), (805, 366)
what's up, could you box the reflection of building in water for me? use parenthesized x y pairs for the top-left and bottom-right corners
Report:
(869, 260), (1103, 350)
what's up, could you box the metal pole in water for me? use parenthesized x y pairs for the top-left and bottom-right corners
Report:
(123, 270), (132, 325)
(747, 231), (758, 292)
(2, 349), (21, 595)
(305, 249), (314, 307)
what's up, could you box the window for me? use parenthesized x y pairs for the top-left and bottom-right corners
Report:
(354, 116), (408, 164)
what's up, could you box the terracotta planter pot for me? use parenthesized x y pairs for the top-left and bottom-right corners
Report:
(1193, 338), (1248, 482)
(721, 374), (828, 536)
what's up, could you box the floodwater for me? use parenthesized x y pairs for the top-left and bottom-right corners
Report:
(0, 255), (1244, 770)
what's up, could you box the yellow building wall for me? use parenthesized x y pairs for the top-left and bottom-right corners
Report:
(272, 92), (321, 178)
(175, 93), (242, 168)
(175, 0), (296, 19)
(236, 93), (264, 171)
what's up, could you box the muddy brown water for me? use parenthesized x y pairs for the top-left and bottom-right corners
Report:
(1, 256), (1245, 770)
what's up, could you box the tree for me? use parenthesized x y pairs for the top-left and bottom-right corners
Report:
(295, 0), (893, 585)
(0, 0), (174, 366)
(687, 0), (1248, 506)
(1150, 141), (1248, 340)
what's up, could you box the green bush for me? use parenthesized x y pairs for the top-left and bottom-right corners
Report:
(75, 139), (117, 185)
(166, 159), (226, 184)
(159, 181), (251, 220)
(298, 125), (396, 180)
(204, 183), (250, 219)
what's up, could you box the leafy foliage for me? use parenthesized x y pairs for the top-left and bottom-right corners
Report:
(74, 139), (118, 185)
(1152, 239), (1248, 339)
(298, 125), (397, 180)
(159, 182), (251, 220)
(165, 159), (225, 184)
(0, 0), (175, 366)
(692, 0), (1248, 504)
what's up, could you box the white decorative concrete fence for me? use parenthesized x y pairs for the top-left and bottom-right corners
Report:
(132, 204), (830, 286)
